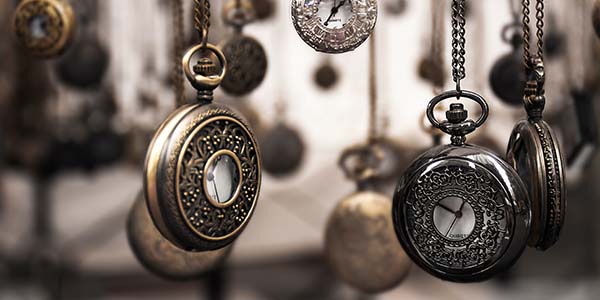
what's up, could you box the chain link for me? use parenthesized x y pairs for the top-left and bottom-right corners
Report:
(451, 0), (467, 92)
(172, 0), (185, 106)
(194, 0), (211, 46)
(522, 0), (545, 68)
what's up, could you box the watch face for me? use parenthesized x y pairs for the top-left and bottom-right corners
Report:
(292, 0), (378, 53)
(316, 0), (352, 29)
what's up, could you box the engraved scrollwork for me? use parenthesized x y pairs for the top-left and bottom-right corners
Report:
(405, 165), (510, 269)
(533, 122), (563, 246)
(172, 108), (260, 241)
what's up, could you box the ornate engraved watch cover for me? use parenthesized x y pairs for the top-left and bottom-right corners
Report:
(144, 41), (261, 251)
(291, 0), (378, 53)
(393, 91), (531, 282)
(12, 0), (75, 58)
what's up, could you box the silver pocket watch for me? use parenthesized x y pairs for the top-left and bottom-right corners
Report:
(291, 0), (378, 53)
(393, 90), (531, 282)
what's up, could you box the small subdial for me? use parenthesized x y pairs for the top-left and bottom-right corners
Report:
(317, 0), (352, 29)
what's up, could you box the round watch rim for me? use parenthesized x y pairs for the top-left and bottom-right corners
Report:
(144, 103), (261, 251)
(291, 0), (378, 53)
(506, 119), (566, 251)
(13, 0), (75, 58)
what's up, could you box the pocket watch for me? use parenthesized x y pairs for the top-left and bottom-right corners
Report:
(127, 192), (231, 280)
(326, 145), (411, 293)
(393, 90), (531, 282)
(314, 56), (339, 90)
(489, 24), (526, 106)
(144, 43), (261, 252)
(13, 0), (75, 58)
(260, 122), (305, 177)
(220, 0), (268, 96)
(291, 0), (378, 53)
(55, 0), (109, 89)
(506, 41), (566, 250)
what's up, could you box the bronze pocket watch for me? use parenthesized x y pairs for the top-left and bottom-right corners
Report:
(325, 34), (411, 293)
(506, 0), (566, 251)
(326, 145), (411, 293)
(128, 192), (231, 280)
(220, 0), (268, 96)
(144, 42), (261, 251)
(13, 0), (75, 58)
(291, 0), (378, 53)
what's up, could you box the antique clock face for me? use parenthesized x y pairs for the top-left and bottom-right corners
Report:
(12, 0), (75, 58)
(291, 0), (378, 53)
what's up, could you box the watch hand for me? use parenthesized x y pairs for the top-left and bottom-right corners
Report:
(458, 199), (466, 212)
(445, 216), (458, 237)
(211, 174), (220, 202)
(324, 0), (347, 26)
(438, 203), (455, 214)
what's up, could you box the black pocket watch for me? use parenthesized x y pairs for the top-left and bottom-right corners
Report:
(489, 24), (526, 106)
(55, 0), (109, 89)
(144, 43), (261, 252)
(128, 192), (231, 280)
(393, 90), (531, 282)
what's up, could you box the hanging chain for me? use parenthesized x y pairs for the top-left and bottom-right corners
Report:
(368, 33), (378, 145)
(451, 0), (467, 93)
(172, 0), (185, 106)
(194, 0), (211, 46)
(522, 0), (545, 69)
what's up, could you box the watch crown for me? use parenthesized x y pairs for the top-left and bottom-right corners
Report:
(446, 103), (468, 124)
(193, 57), (219, 77)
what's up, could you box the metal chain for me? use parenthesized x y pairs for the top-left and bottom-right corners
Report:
(451, 0), (467, 92)
(172, 0), (185, 106)
(194, 0), (211, 46)
(368, 33), (378, 144)
(522, 0), (545, 68)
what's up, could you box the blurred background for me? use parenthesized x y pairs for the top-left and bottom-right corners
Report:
(1, 0), (600, 299)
